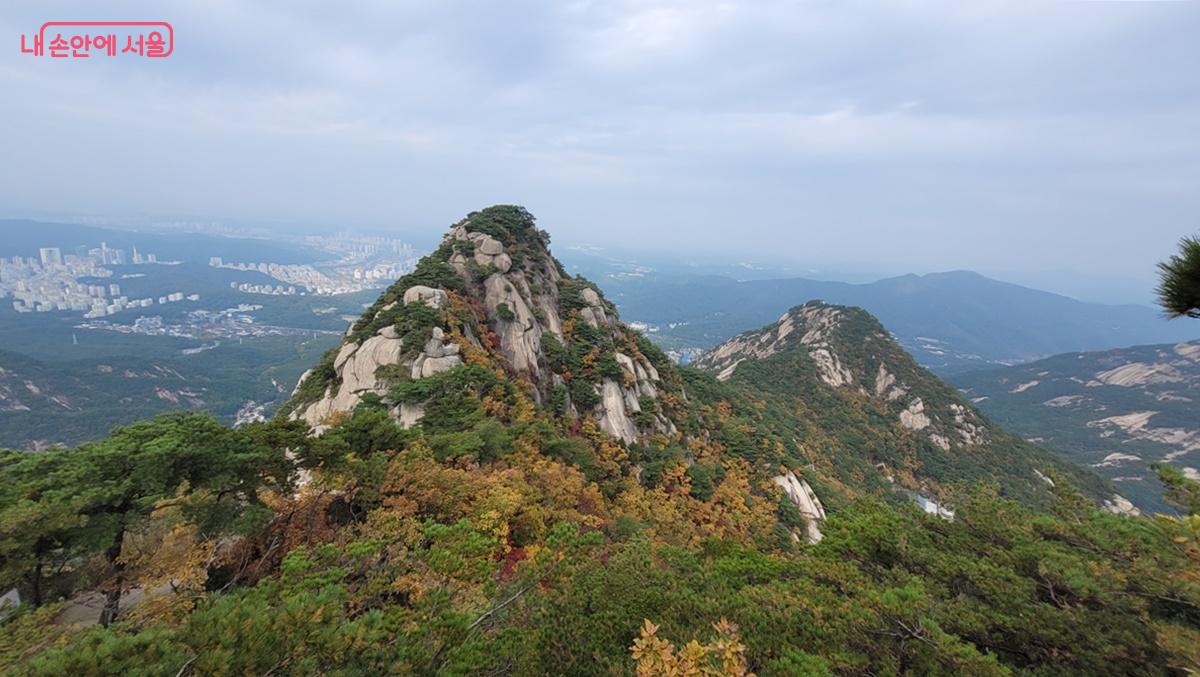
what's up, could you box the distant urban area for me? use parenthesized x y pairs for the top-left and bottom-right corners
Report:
(211, 232), (417, 296)
(2, 232), (420, 316)
(1, 242), (190, 317)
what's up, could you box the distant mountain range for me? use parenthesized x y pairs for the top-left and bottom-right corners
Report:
(951, 340), (1200, 514)
(597, 270), (1198, 373)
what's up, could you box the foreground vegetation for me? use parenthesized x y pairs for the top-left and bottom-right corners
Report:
(1, 400), (1197, 675)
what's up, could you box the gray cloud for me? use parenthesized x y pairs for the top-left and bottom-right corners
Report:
(1, 0), (1197, 295)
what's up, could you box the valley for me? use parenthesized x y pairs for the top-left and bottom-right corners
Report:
(0, 221), (411, 447)
(952, 340), (1200, 514)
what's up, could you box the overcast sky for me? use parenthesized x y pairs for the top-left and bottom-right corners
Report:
(1, 1), (1197, 297)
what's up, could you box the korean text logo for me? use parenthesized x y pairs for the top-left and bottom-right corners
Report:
(20, 22), (173, 58)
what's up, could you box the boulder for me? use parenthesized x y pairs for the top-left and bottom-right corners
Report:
(297, 386), (360, 433)
(477, 235), (504, 255)
(333, 342), (358, 371)
(900, 398), (931, 430)
(473, 244), (513, 274)
(395, 402), (425, 428)
(492, 252), (512, 273)
(403, 285), (448, 309)
(614, 352), (636, 377)
(420, 354), (462, 378)
(341, 335), (404, 393)
(576, 287), (612, 327)
(423, 341), (444, 359)
(772, 471), (826, 543)
(1103, 494), (1142, 516)
(294, 332), (406, 432)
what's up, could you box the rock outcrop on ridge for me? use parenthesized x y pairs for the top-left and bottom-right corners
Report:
(694, 301), (1115, 508)
(696, 302), (993, 455)
(282, 206), (678, 443)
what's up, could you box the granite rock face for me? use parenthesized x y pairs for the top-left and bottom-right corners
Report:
(296, 327), (404, 433)
(772, 471), (827, 543)
(289, 206), (677, 446)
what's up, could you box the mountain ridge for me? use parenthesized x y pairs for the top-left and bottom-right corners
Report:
(693, 300), (1119, 511)
(596, 267), (1197, 372)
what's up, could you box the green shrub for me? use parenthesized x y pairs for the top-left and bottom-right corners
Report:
(686, 463), (719, 501)
(569, 378), (600, 410)
(597, 352), (624, 381)
(390, 365), (504, 434)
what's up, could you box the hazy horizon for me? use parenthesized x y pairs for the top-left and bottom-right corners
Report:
(0, 213), (1169, 307)
(3, 1), (1198, 304)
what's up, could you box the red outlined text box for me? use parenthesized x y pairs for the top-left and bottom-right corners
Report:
(25, 21), (173, 58)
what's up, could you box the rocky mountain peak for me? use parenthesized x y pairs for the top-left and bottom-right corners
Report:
(696, 300), (992, 454)
(282, 206), (679, 443)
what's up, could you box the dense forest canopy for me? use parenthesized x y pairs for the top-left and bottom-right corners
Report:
(0, 410), (1197, 675)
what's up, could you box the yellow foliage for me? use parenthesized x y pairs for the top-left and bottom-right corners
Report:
(631, 618), (754, 677)
(321, 409), (350, 430)
(510, 389), (537, 424)
(482, 385), (509, 419)
(462, 339), (494, 367)
(716, 401), (734, 423)
(686, 437), (725, 463)
(378, 445), (609, 551)
(614, 459), (778, 549)
(120, 521), (212, 625)
(582, 348), (599, 371)
(661, 464), (692, 497)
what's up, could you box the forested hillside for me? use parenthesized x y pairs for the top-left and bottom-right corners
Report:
(952, 341), (1200, 514)
(693, 301), (1117, 510)
(0, 336), (334, 450)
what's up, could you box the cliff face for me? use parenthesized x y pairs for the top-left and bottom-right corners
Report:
(283, 206), (678, 443)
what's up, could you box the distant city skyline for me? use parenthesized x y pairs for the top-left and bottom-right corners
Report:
(2, 1), (1198, 305)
